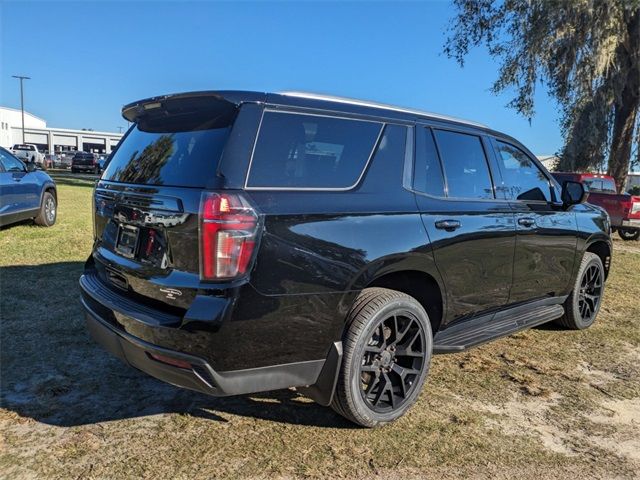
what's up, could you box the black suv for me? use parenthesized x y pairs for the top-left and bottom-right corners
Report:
(80, 91), (611, 427)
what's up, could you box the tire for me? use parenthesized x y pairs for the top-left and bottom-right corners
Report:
(34, 191), (56, 227)
(555, 252), (605, 330)
(618, 228), (640, 241)
(71, 168), (77, 174)
(331, 287), (433, 428)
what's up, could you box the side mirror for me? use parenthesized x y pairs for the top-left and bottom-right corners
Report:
(561, 180), (588, 207)
(26, 161), (37, 172)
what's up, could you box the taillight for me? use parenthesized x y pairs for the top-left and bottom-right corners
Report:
(199, 192), (259, 280)
(630, 201), (640, 217)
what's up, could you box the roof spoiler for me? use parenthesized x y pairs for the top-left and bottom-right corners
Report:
(121, 91), (266, 124)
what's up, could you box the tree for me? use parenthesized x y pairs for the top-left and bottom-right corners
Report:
(444, 0), (640, 192)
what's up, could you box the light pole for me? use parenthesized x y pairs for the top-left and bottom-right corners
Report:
(117, 126), (124, 134)
(12, 75), (31, 144)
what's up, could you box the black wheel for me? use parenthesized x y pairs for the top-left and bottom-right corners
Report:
(619, 228), (640, 241)
(555, 252), (604, 329)
(34, 191), (56, 227)
(331, 288), (432, 427)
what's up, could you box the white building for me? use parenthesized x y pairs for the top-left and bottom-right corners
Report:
(0, 106), (123, 154)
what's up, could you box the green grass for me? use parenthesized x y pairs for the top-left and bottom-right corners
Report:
(1, 178), (639, 479)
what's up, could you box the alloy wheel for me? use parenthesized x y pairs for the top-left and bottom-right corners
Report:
(359, 312), (426, 413)
(578, 264), (603, 321)
(45, 197), (56, 223)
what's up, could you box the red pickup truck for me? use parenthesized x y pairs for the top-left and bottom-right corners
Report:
(552, 172), (640, 241)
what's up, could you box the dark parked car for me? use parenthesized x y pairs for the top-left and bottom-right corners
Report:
(0, 146), (57, 227)
(71, 152), (100, 174)
(80, 91), (611, 427)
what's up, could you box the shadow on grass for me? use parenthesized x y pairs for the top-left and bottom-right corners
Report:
(0, 262), (353, 429)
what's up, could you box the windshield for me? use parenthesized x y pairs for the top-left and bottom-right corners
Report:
(102, 124), (231, 187)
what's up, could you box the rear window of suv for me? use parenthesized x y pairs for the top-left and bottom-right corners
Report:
(246, 111), (382, 189)
(102, 124), (231, 188)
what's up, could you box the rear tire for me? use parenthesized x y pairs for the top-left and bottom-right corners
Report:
(555, 252), (604, 330)
(34, 191), (56, 227)
(331, 288), (432, 428)
(619, 228), (640, 241)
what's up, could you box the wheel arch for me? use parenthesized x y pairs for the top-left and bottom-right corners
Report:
(366, 270), (444, 335)
(40, 182), (57, 204)
(585, 238), (612, 279)
(342, 254), (446, 336)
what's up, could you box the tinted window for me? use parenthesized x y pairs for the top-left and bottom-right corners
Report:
(102, 125), (231, 187)
(433, 130), (494, 199)
(247, 112), (382, 189)
(0, 150), (25, 172)
(414, 127), (445, 196)
(495, 141), (551, 202)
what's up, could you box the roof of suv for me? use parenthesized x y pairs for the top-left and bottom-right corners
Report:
(121, 90), (488, 130)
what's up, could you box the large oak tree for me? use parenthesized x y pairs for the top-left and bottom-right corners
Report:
(445, 0), (639, 192)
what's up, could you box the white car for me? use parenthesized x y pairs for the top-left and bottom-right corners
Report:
(11, 144), (44, 166)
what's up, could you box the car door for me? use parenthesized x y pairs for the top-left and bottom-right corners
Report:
(489, 138), (578, 303)
(412, 126), (516, 325)
(0, 149), (39, 214)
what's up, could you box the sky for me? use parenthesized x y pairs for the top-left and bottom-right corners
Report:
(1, 0), (563, 155)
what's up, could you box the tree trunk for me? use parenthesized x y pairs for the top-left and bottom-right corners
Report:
(608, 101), (637, 193)
(607, 8), (639, 193)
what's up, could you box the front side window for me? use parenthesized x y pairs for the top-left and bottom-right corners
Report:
(0, 150), (25, 172)
(495, 141), (551, 202)
(433, 130), (494, 199)
(247, 111), (382, 189)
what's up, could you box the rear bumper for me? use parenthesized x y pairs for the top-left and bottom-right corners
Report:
(621, 219), (640, 228)
(80, 273), (327, 397)
(73, 164), (96, 170)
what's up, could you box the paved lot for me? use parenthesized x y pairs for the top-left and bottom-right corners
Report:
(1, 175), (639, 479)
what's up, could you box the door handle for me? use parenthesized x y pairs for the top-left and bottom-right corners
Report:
(518, 217), (536, 227)
(435, 219), (461, 231)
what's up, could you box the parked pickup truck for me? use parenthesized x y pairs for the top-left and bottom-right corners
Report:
(553, 172), (640, 241)
(11, 144), (44, 166)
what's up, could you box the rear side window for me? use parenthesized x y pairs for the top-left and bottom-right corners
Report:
(246, 111), (382, 189)
(414, 127), (445, 196)
(102, 125), (231, 187)
(583, 177), (617, 194)
(495, 141), (551, 201)
(433, 130), (494, 199)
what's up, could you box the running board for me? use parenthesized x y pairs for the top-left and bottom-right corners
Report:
(433, 304), (565, 354)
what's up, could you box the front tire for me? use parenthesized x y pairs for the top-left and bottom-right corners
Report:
(555, 252), (605, 329)
(34, 191), (56, 227)
(619, 228), (640, 241)
(331, 288), (433, 428)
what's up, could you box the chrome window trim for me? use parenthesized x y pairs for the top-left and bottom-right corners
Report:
(244, 109), (385, 192)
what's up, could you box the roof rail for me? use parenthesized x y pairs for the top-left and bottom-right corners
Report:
(279, 91), (487, 128)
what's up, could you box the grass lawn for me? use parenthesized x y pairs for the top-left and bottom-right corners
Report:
(1, 176), (639, 479)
